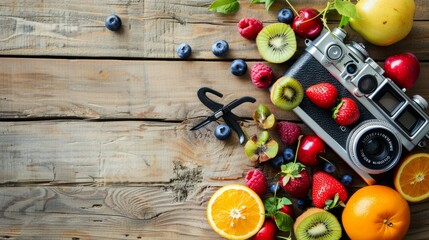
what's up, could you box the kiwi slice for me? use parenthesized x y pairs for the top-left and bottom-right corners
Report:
(294, 208), (342, 240)
(256, 23), (297, 63)
(270, 76), (304, 110)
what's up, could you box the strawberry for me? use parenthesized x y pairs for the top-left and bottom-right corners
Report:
(332, 97), (360, 126)
(245, 169), (268, 196)
(264, 196), (294, 232)
(278, 162), (311, 199)
(312, 171), (348, 209)
(253, 218), (277, 240)
(306, 82), (338, 109)
(276, 121), (302, 146)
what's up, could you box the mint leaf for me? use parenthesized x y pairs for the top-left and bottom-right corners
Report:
(208, 0), (240, 14)
(264, 197), (279, 216)
(335, 0), (359, 19)
(274, 212), (294, 232)
(250, 0), (276, 11)
(278, 197), (293, 209)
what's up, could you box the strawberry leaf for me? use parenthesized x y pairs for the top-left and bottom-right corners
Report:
(324, 193), (341, 210)
(208, 0), (240, 14)
(274, 211), (294, 232)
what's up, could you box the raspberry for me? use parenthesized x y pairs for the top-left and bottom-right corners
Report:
(237, 18), (264, 40)
(245, 169), (267, 196)
(250, 62), (273, 88)
(276, 121), (301, 146)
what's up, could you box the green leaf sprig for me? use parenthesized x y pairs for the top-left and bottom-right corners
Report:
(208, 0), (277, 14)
(208, 0), (359, 30)
(284, 0), (359, 29)
(208, 0), (240, 14)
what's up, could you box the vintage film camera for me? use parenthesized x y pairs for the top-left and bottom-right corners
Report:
(283, 27), (429, 185)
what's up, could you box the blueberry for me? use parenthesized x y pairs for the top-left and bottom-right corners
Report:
(230, 59), (247, 76)
(176, 43), (192, 59)
(105, 15), (122, 31)
(270, 154), (284, 169)
(323, 162), (336, 173)
(341, 174), (353, 186)
(297, 199), (307, 209)
(269, 183), (281, 194)
(282, 147), (295, 162)
(212, 40), (229, 57)
(277, 8), (294, 24)
(214, 124), (231, 140)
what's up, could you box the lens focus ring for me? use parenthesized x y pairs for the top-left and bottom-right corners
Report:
(347, 120), (402, 174)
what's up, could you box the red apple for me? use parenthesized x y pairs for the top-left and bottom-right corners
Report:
(297, 135), (325, 166)
(384, 52), (420, 89)
(292, 8), (323, 39)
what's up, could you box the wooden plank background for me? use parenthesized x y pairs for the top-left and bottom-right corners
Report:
(0, 0), (428, 239)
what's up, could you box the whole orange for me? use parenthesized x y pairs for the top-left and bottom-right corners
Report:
(342, 185), (410, 240)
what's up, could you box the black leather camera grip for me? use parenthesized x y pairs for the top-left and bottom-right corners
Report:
(282, 51), (376, 149)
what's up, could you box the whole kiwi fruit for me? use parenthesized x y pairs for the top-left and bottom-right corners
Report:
(294, 208), (342, 240)
(256, 23), (297, 63)
(270, 76), (304, 111)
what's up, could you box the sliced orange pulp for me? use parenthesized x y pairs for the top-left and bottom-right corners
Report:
(394, 153), (429, 202)
(206, 184), (265, 240)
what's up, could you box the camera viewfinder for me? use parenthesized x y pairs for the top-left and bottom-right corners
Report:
(396, 106), (426, 135)
(373, 85), (405, 116)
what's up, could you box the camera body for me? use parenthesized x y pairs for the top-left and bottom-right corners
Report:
(284, 28), (429, 184)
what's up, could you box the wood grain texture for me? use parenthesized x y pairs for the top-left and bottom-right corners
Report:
(0, 0), (428, 60)
(1, 58), (428, 120)
(0, 186), (427, 240)
(0, 0), (428, 239)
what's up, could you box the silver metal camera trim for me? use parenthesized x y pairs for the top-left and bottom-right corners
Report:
(293, 107), (376, 185)
(305, 28), (429, 150)
(289, 27), (429, 185)
(347, 120), (402, 174)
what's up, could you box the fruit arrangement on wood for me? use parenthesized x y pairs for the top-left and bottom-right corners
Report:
(197, 0), (427, 239)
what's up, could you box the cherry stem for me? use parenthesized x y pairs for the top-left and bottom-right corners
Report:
(293, 135), (303, 165)
(283, 0), (300, 18)
(318, 155), (334, 166)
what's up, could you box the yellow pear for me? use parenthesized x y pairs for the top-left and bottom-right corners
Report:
(349, 0), (415, 46)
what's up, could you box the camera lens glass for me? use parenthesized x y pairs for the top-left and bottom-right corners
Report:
(348, 121), (402, 174)
(358, 75), (378, 94)
(327, 44), (343, 60)
(346, 63), (357, 74)
(363, 137), (389, 160)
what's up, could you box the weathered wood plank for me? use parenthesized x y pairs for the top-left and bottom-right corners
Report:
(1, 119), (428, 185)
(0, 186), (427, 239)
(1, 58), (428, 120)
(0, 0), (427, 60)
(0, 120), (252, 185)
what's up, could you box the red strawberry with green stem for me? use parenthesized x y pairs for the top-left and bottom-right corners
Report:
(306, 82), (338, 109)
(332, 97), (360, 126)
(278, 136), (311, 199)
(312, 171), (348, 209)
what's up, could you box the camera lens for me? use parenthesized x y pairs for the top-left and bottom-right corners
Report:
(346, 63), (357, 74)
(327, 44), (343, 60)
(358, 75), (378, 94)
(363, 137), (389, 159)
(347, 120), (402, 174)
